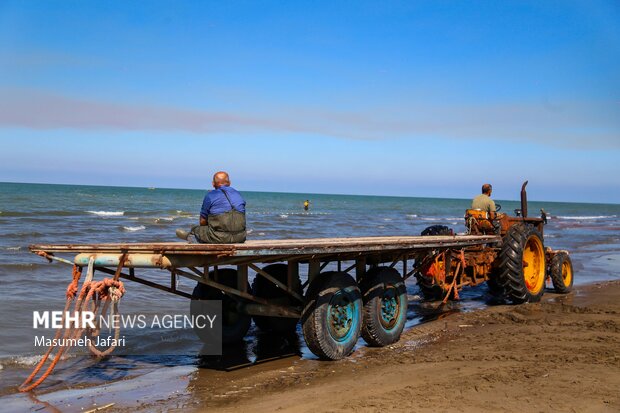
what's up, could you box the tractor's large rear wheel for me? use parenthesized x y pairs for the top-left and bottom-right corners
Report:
(497, 224), (546, 303)
(549, 252), (573, 294)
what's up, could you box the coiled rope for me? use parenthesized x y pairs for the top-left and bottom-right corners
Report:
(19, 255), (126, 392)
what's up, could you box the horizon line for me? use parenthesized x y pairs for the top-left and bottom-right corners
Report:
(1, 180), (618, 207)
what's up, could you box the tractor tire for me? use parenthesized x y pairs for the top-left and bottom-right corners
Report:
(360, 267), (407, 347)
(496, 224), (546, 304)
(421, 225), (453, 236)
(415, 275), (447, 301)
(549, 252), (574, 294)
(301, 272), (362, 360)
(415, 227), (455, 301)
(191, 268), (251, 344)
(486, 276), (505, 296)
(252, 263), (302, 333)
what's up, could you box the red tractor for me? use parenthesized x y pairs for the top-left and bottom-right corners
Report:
(416, 181), (574, 303)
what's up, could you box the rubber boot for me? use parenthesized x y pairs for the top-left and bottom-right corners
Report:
(176, 228), (191, 240)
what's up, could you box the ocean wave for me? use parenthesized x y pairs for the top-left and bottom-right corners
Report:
(279, 214), (289, 219)
(0, 210), (78, 217)
(556, 215), (617, 220)
(4, 246), (22, 251)
(247, 211), (332, 216)
(1, 354), (74, 367)
(406, 214), (418, 218)
(155, 217), (175, 223)
(419, 217), (463, 221)
(123, 225), (146, 232)
(87, 210), (124, 217)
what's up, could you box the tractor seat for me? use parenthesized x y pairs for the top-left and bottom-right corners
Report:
(465, 209), (495, 234)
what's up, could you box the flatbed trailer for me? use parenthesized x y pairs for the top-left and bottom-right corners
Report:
(29, 234), (500, 361)
(21, 182), (574, 392)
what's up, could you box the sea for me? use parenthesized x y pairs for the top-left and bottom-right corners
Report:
(1, 182), (619, 396)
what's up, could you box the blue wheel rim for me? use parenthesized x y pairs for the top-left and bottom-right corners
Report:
(327, 288), (360, 343)
(379, 286), (403, 331)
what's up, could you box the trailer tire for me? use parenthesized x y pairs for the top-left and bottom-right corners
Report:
(191, 268), (251, 344)
(497, 224), (546, 303)
(360, 267), (407, 347)
(549, 252), (573, 294)
(252, 264), (302, 333)
(301, 272), (362, 360)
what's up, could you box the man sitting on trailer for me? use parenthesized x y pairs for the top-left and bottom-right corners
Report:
(176, 171), (247, 243)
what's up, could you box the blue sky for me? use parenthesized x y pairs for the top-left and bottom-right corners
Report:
(0, 1), (618, 203)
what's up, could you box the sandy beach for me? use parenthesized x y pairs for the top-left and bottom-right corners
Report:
(172, 281), (620, 413)
(6, 280), (618, 412)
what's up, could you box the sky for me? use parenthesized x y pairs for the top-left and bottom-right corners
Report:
(0, 1), (619, 203)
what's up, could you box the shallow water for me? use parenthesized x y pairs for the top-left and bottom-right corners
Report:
(1, 182), (619, 396)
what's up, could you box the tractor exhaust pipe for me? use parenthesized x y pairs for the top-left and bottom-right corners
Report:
(520, 180), (528, 218)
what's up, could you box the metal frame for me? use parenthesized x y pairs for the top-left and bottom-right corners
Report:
(30, 235), (501, 320)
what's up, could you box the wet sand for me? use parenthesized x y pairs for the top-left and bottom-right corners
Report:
(5, 281), (620, 412)
(168, 281), (620, 413)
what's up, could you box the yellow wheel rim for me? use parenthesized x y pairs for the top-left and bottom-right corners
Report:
(523, 235), (545, 294)
(561, 259), (572, 287)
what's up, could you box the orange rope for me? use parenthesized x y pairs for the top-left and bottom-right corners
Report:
(66, 265), (82, 299)
(19, 258), (127, 392)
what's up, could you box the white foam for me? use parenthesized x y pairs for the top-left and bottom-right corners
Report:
(87, 210), (124, 217)
(123, 225), (146, 232)
(156, 217), (175, 222)
(420, 217), (462, 221)
(5, 246), (21, 251)
(10, 355), (43, 367)
(406, 214), (418, 218)
(279, 214), (289, 219)
(556, 215), (616, 220)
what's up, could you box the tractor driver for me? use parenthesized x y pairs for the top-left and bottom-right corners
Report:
(471, 183), (496, 220)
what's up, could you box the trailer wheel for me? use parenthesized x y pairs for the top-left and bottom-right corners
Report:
(497, 224), (546, 303)
(549, 252), (573, 294)
(301, 272), (362, 360)
(360, 267), (407, 347)
(190, 268), (251, 344)
(252, 264), (302, 333)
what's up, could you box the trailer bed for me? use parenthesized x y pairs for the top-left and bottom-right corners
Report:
(30, 234), (500, 259)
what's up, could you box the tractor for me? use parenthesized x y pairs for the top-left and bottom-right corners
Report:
(415, 181), (574, 303)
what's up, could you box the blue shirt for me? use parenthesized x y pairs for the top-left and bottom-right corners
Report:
(200, 186), (246, 219)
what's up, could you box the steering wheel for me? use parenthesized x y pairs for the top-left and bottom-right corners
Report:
(495, 203), (502, 212)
